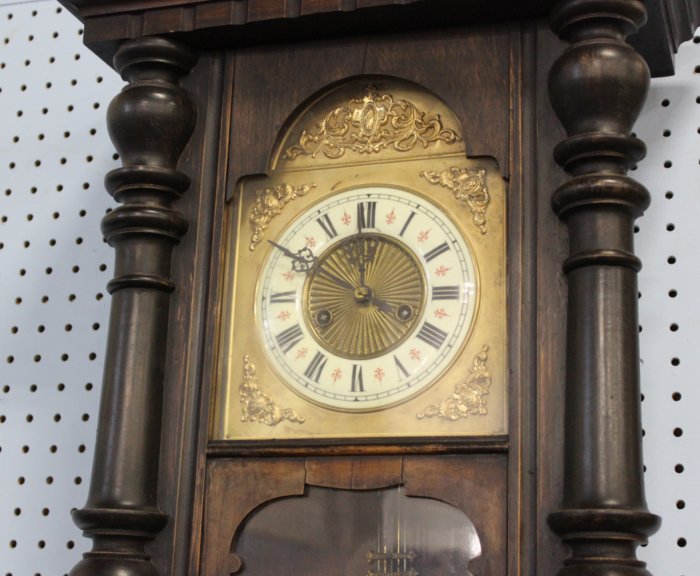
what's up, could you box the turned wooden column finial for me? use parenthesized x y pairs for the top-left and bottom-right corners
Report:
(547, 1), (661, 575)
(70, 36), (197, 576)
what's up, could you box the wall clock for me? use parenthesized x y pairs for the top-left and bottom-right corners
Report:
(214, 79), (506, 441)
(55, 2), (698, 576)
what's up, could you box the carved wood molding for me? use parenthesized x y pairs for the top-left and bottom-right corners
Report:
(59, 0), (695, 77)
(70, 37), (197, 576)
(547, 2), (661, 575)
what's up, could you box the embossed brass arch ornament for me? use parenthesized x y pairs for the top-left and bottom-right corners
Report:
(215, 77), (508, 441)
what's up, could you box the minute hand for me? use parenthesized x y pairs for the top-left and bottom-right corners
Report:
(267, 240), (317, 273)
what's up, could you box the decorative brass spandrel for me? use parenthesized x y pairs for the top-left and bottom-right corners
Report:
(283, 86), (462, 161)
(239, 354), (305, 426)
(249, 182), (315, 250)
(417, 345), (491, 421)
(420, 168), (490, 234)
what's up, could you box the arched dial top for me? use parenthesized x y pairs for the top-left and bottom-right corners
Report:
(258, 187), (478, 411)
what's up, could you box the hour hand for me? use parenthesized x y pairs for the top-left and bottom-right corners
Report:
(267, 240), (317, 273)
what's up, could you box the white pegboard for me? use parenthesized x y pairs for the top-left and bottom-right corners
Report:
(0, 2), (123, 575)
(635, 34), (700, 576)
(0, 3), (697, 575)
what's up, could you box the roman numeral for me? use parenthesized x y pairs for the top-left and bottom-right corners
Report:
(416, 322), (448, 349)
(399, 211), (415, 237)
(303, 351), (327, 383)
(424, 241), (450, 262)
(432, 286), (460, 300)
(393, 355), (409, 380)
(275, 324), (303, 353)
(351, 364), (364, 392)
(270, 290), (296, 303)
(316, 214), (338, 239)
(357, 201), (377, 230)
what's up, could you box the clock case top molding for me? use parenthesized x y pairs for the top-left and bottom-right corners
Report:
(62, 0), (700, 77)
(57, 2), (698, 576)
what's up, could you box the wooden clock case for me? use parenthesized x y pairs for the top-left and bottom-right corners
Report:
(56, 2), (699, 576)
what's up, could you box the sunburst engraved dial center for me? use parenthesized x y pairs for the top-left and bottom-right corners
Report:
(304, 234), (426, 359)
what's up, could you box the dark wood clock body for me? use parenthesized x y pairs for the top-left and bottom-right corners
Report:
(58, 2), (699, 576)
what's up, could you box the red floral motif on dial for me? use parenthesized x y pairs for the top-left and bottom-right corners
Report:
(417, 229), (431, 243)
(434, 308), (449, 320)
(409, 348), (422, 361)
(331, 368), (342, 383)
(385, 208), (396, 225)
(295, 347), (308, 359)
(373, 367), (385, 382)
(341, 211), (352, 226)
(283, 271), (295, 282)
(435, 265), (451, 277)
(276, 310), (291, 321)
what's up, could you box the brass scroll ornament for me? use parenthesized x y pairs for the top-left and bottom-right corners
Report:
(417, 345), (491, 421)
(420, 168), (490, 234)
(249, 183), (315, 250)
(283, 86), (462, 160)
(240, 355), (305, 426)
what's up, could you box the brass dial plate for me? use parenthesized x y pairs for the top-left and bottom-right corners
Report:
(214, 78), (506, 440)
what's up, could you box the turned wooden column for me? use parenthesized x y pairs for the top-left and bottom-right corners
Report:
(70, 37), (197, 576)
(547, 2), (661, 576)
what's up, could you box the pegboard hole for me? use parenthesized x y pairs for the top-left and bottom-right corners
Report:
(677, 538), (687, 548)
(676, 500), (686, 509)
(663, 160), (672, 168)
(667, 256), (676, 264)
(673, 427), (683, 437)
(670, 323), (679, 332)
(57, 383), (65, 392)
(675, 463), (684, 473)
(671, 357), (680, 366)
(668, 289), (677, 298)
(672, 392), (682, 401)
(661, 99), (670, 107)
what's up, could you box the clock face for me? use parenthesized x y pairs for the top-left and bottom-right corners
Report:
(257, 186), (478, 411)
